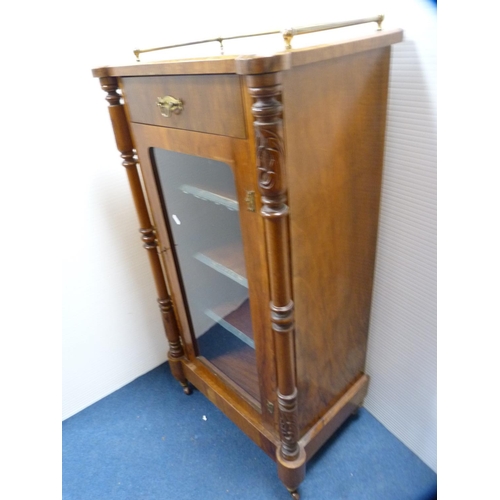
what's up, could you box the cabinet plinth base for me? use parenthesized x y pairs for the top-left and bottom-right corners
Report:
(181, 358), (369, 468)
(299, 374), (369, 460)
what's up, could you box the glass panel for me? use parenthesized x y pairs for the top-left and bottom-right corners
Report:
(152, 148), (259, 404)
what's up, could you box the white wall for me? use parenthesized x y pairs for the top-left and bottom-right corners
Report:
(364, 2), (437, 472)
(57, 0), (436, 472)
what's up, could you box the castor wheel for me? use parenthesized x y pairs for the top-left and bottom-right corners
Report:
(289, 490), (300, 499)
(181, 383), (192, 395)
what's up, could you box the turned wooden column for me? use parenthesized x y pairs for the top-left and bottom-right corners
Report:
(98, 76), (190, 394)
(236, 55), (306, 498)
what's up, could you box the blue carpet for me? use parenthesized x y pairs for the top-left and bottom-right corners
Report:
(63, 363), (436, 499)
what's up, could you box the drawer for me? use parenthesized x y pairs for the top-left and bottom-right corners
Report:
(121, 75), (246, 138)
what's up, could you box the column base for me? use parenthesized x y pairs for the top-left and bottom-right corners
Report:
(276, 444), (306, 496)
(167, 353), (190, 394)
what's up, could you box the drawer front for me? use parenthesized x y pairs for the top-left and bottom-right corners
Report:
(121, 75), (246, 138)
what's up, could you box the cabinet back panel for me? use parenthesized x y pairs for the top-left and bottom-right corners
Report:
(283, 47), (391, 433)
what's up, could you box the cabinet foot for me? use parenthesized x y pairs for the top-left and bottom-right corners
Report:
(181, 382), (193, 395)
(168, 356), (191, 394)
(277, 445), (306, 498)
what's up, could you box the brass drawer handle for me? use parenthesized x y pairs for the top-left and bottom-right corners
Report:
(157, 96), (183, 118)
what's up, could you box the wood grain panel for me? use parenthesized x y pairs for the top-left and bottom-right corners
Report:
(92, 57), (240, 78)
(121, 75), (246, 138)
(283, 47), (391, 433)
(289, 29), (403, 68)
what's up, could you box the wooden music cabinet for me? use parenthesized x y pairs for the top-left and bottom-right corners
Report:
(93, 24), (403, 498)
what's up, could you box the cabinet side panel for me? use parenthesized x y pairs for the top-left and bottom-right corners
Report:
(283, 47), (391, 433)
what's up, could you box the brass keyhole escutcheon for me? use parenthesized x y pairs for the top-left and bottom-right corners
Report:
(245, 191), (256, 212)
(157, 96), (184, 118)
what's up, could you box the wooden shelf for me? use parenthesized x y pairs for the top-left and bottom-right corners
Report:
(194, 241), (248, 287)
(197, 323), (260, 403)
(180, 184), (239, 211)
(205, 299), (254, 349)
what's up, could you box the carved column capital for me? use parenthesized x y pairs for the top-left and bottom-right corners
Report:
(99, 76), (121, 106)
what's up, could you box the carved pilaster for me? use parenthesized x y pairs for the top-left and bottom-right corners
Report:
(98, 77), (189, 393)
(236, 57), (304, 479)
(278, 389), (299, 459)
(250, 70), (300, 461)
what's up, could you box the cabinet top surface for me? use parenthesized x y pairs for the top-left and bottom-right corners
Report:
(92, 28), (402, 78)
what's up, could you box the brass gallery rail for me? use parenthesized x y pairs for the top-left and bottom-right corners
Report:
(133, 15), (384, 61)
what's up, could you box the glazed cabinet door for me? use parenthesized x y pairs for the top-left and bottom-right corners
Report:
(153, 148), (258, 400)
(130, 123), (276, 418)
